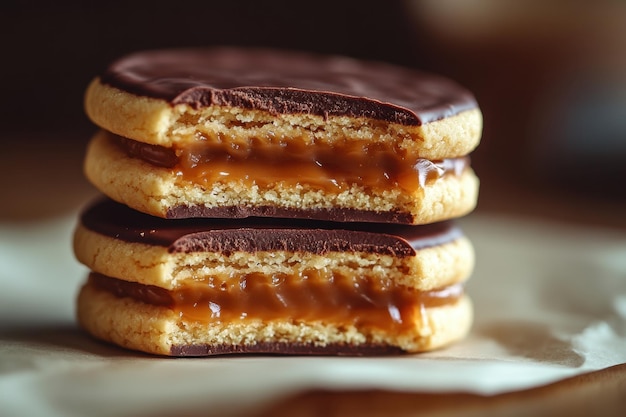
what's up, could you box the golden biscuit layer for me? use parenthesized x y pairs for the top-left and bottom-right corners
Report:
(85, 78), (482, 161)
(74, 222), (474, 292)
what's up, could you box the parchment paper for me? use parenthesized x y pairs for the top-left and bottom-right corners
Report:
(1, 212), (626, 417)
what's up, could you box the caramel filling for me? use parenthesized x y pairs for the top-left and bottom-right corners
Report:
(117, 136), (468, 194)
(90, 272), (464, 332)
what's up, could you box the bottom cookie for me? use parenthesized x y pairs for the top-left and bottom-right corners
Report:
(77, 275), (473, 356)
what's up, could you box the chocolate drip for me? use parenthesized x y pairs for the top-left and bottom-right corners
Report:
(99, 47), (478, 125)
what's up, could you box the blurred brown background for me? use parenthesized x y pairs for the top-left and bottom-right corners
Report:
(2, 0), (625, 225)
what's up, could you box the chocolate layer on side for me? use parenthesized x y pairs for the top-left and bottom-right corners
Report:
(165, 205), (416, 224)
(81, 199), (463, 257)
(170, 342), (405, 357)
(99, 47), (478, 125)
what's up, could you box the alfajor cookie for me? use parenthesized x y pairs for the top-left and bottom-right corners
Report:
(83, 47), (481, 224)
(74, 199), (474, 356)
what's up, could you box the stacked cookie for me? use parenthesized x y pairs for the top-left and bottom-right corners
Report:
(73, 47), (481, 356)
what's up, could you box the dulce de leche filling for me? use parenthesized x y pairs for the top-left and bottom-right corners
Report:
(89, 272), (464, 332)
(116, 135), (469, 194)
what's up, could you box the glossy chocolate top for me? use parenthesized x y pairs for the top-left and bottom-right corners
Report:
(81, 199), (462, 257)
(99, 47), (478, 125)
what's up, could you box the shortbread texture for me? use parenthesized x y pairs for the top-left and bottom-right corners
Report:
(74, 223), (474, 292)
(85, 79), (482, 160)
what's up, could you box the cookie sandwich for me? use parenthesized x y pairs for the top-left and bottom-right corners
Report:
(74, 47), (481, 356)
(83, 47), (480, 224)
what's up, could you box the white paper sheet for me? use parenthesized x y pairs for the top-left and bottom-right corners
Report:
(2, 212), (626, 417)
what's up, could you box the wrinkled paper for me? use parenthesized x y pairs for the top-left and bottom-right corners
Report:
(1, 212), (626, 417)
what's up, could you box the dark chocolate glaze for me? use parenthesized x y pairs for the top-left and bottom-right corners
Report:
(166, 204), (415, 224)
(81, 199), (463, 257)
(169, 342), (404, 357)
(99, 47), (478, 125)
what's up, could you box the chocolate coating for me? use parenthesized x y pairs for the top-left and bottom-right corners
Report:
(99, 47), (478, 125)
(81, 199), (463, 257)
(165, 204), (416, 224)
(170, 342), (404, 357)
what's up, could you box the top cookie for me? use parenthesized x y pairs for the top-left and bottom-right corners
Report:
(85, 47), (482, 160)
